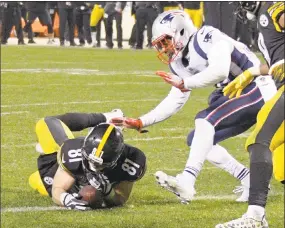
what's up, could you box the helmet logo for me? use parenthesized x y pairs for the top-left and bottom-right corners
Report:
(203, 32), (213, 43)
(160, 13), (175, 24)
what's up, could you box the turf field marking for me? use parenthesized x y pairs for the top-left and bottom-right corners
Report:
(1, 68), (157, 77)
(2, 82), (164, 87)
(0, 134), (249, 149)
(1, 111), (29, 116)
(1, 98), (161, 108)
(1, 192), (282, 213)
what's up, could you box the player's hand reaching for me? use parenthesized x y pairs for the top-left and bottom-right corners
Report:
(223, 70), (254, 98)
(60, 193), (91, 211)
(110, 117), (148, 133)
(156, 71), (190, 92)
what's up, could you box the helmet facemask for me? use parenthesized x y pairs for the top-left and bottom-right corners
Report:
(152, 34), (182, 64)
(82, 147), (121, 173)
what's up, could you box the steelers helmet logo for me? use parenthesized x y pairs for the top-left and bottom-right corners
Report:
(259, 14), (269, 27)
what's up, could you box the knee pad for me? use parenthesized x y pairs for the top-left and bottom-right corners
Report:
(29, 171), (49, 196)
(47, 24), (53, 34)
(35, 117), (73, 154)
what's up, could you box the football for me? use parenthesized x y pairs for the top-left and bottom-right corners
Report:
(79, 185), (103, 209)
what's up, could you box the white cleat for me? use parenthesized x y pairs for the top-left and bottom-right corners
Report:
(233, 185), (249, 202)
(215, 214), (269, 228)
(155, 171), (196, 204)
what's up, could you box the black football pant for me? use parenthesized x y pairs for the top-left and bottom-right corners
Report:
(1, 6), (23, 43)
(135, 7), (157, 48)
(104, 11), (122, 48)
(20, 7), (33, 40)
(75, 10), (92, 44)
(58, 7), (75, 43)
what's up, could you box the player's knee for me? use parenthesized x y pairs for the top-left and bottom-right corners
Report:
(35, 117), (63, 154)
(29, 171), (49, 196)
(248, 143), (272, 165)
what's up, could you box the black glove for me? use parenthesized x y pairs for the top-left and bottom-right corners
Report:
(60, 193), (91, 211)
(86, 172), (112, 196)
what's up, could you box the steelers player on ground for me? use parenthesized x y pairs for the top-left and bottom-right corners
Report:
(217, 2), (284, 227)
(29, 110), (146, 210)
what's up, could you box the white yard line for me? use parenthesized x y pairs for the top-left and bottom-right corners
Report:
(1, 111), (29, 116)
(0, 134), (249, 149)
(1, 192), (282, 213)
(1, 99), (160, 108)
(1, 69), (156, 77)
(2, 82), (164, 88)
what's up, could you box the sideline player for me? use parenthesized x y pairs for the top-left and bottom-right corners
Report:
(111, 10), (277, 203)
(216, 2), (284, 227)
(29, 110), (146, 210)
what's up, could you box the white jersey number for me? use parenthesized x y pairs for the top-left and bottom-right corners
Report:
(122, 158), (140, 176)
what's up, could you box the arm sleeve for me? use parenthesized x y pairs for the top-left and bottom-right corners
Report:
(267, 2), (284, 32)
(183, 39), (234, 89)
(139, 87), (191, 127)
(53, 113), (107, 131)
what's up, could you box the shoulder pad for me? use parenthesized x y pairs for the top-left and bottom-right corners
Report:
(57, 138), (84, 176)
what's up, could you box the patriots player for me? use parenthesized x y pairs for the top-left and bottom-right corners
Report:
(217, 2), (284, 227)
(29, 110), (146, 210)
(111, 10), (277, 203)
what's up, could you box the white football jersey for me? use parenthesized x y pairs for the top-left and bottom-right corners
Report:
(139, 26), (276, 127)
(170, 25), (261, 87)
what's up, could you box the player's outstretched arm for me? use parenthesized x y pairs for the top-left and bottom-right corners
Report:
(104, 181), (134, 207)
(112, 86), (190, 129)
(51, 110), (124, 131)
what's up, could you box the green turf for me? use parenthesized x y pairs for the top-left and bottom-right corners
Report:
(1, 46), (284, 228)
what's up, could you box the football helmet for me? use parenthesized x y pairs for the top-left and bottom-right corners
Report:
(81, 123), (124, 173)
(152, 10), (197, 64)
(234, 2), (261, 24)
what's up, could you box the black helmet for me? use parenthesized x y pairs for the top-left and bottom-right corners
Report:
(81, 123), (124, 173)
(234, 2), (261, 24)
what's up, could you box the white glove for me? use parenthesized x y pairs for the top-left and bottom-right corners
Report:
(103, 109), (124, 123)
(60, 193), (91, 211)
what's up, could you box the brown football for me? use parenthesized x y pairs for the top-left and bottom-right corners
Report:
(79, 185), (103, 209)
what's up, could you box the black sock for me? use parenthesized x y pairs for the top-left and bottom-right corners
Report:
(248, 143), (272, 207)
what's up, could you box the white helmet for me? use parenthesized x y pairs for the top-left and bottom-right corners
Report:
(152, 10), (197, 64)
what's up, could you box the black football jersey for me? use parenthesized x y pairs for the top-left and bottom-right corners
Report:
(57, 138), (146, 188)
(257, 2), (284, 66)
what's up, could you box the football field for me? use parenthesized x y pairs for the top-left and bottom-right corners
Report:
(1, 46), (284, 228)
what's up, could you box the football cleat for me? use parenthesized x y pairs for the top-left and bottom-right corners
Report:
(155, 171), (196, 204)
(233, 185), (249, 202)
(215, 214), (269, 228)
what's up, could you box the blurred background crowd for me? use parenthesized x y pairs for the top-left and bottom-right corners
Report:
(0, 1), (259, 50)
